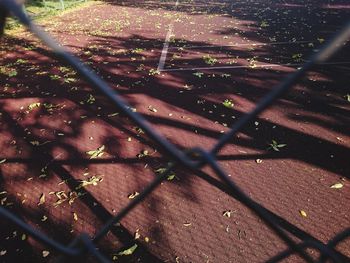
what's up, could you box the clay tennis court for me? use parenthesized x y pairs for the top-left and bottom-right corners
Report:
(0, 0), (349, 262)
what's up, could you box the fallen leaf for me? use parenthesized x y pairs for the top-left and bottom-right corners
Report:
(76, 176), (103, 189)
(134, 229), (140, 240)
(330, 183), (343, 189)
(299, 210), (307, 217)
(117, 244), (138, 256)
(148, 105), (157, 112)
(222, 99), (234, 108)
(108, 112), (119, 117)
(167, 174), (176, 181)
(128, 192), (140, 199)
(345, 94), (350, 102)
(223, 210), (234, 218)
(73, 212), (78, 221)
(42, 250), (50, 257)
(136, 150), (149, 159)
(28, 102), (41, 111)
(37, 193), (45, 206)
(0, 159), (6, 164)
(86, 145), (105, 159)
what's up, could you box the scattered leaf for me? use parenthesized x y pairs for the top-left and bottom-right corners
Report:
(167, 173), (176, 181)
(155, 167), (176, 181)
(330, 183), (343, 189)
(137, 150), (149, 159)
(0, 159), (6, 164)
(28, 102), (41, 111)
(202, 54), (217, 65)
(223, 210), (234, 218)
(148, 105), (157, 112)
(268, 140), (287, 151)
(193, 72), (204, 78)
(73, 212), (78, 221)
(299, 210), (307, 217)
(134, 229), (140, 240)
(222, 99), (234, 108)
(260, 21), (269, 27)
(42, 250), (50, 257)
(292, 53), (303, 62)
(117, 244), (138, 256)
(128, 192), (140, 199)
(134, 127), (144, 134)
(345, 94), (350, 103)
(86, 94), (96, 104)
(76, 175), (103, 189)
(149, 69), (160, 76)
(37, 193), (45, 206)
(86, 145), (105, 159)
(108, 112), (119, 117)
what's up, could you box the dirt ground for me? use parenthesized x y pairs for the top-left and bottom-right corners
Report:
(0, 0), (349, 262)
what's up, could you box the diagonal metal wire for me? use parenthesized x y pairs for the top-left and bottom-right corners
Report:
(0, 0), (349, 262)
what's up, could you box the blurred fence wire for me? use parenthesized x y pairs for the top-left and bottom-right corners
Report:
(0, 0), (349, 262)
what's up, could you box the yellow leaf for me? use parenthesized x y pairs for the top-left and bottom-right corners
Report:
(28, 102), (41, 111)
(30, 141), (40, 146)
(134, 229), (140, 240)
(223, 210), (234, 218)
(128, 192), (139, 199)
(299, 210), (307, 217)
(86, 145), (105, 159)
(330, 183), (343, 189)
(117, 244), (138, 256)
(37, 193), (45, 206)
(73, 212), (78, 221)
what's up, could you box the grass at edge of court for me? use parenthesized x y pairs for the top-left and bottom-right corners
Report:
(4, 0), (100, 35)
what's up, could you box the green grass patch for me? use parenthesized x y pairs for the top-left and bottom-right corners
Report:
(5, 0), (91, 31)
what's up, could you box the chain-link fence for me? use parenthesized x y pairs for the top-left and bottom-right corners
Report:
(0, 0), (349, 262)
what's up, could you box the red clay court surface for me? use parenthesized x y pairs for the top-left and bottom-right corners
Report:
(0, 0), (350, 262)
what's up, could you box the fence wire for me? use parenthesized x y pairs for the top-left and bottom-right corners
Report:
(0, 0), (349, 262)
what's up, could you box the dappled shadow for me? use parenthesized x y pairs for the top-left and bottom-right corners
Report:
(0, 0), (350, 262)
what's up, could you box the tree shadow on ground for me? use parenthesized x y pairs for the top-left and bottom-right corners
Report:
(0, 0), (350, 261)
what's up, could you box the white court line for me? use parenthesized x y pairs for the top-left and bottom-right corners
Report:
(159, 61), (350, 72)
(157, 0), (179, 71)
(168, 40), (313, 50)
